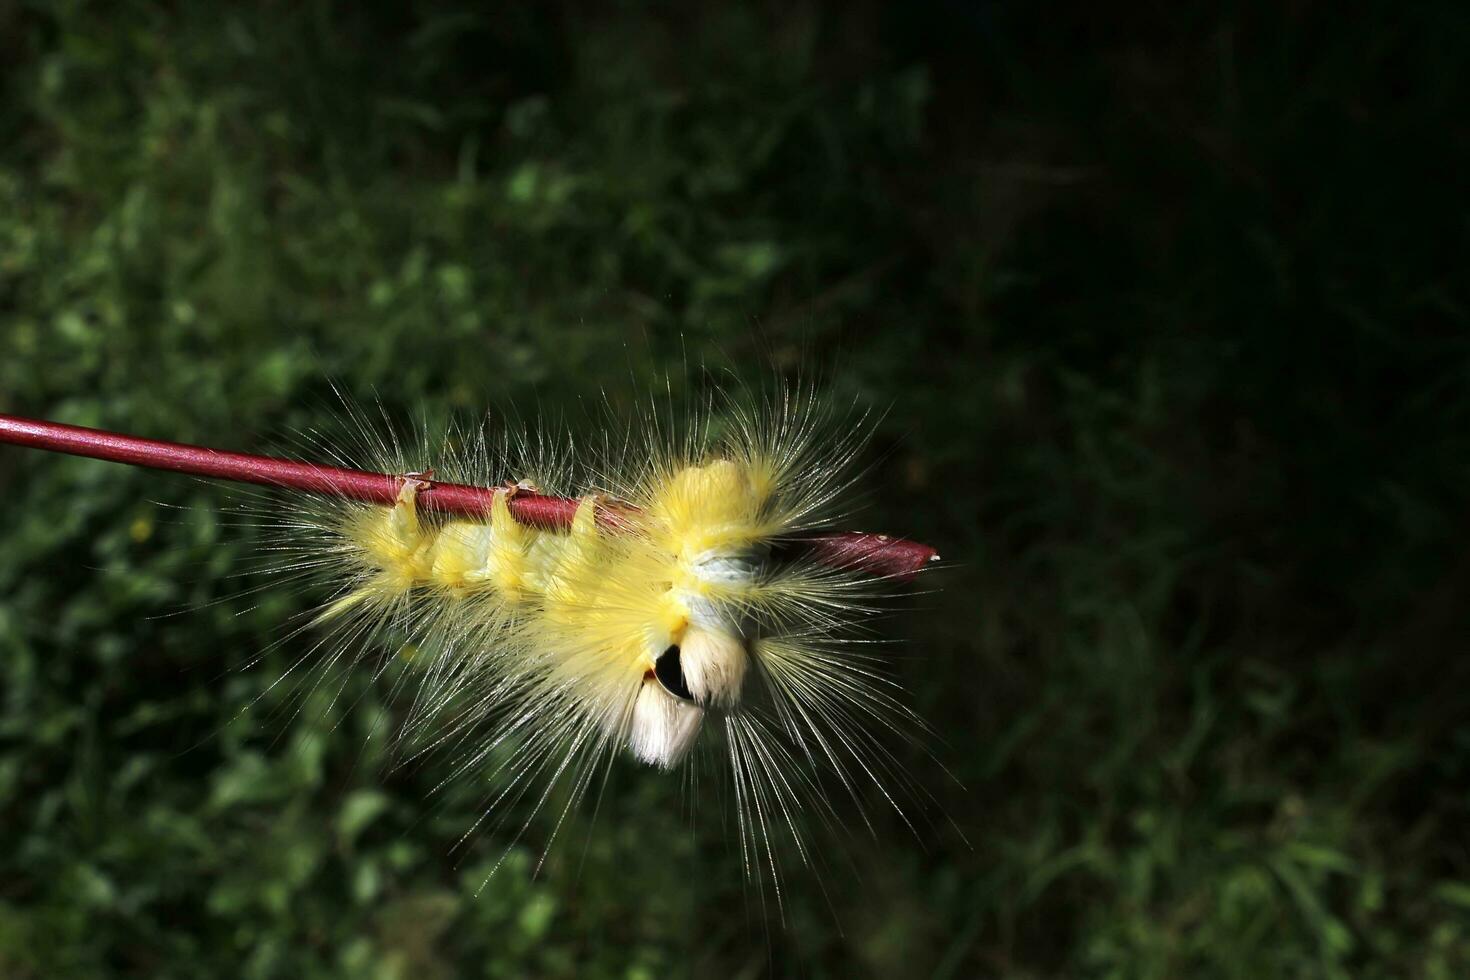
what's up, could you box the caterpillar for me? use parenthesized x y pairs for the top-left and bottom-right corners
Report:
(0, 383), (941, 893)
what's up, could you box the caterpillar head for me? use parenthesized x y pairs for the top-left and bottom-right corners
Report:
(624, 457), (765, 767)
(628, 625), (749, 768)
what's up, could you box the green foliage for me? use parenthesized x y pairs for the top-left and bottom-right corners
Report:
(1, 1), (1467, 976)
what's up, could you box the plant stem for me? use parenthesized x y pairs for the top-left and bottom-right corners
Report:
(0, 413), (939, 577)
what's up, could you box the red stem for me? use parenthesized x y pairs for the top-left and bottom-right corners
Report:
(0, 413), (939, 577)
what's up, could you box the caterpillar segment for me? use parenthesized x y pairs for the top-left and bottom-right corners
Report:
(328, 458), (766, 769)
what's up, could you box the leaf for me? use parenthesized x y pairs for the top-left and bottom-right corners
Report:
(338, 790), (391, 849)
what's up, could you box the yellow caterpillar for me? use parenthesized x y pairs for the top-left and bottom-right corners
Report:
(329, 455), (773, 768)
(261, 385), (933, 882)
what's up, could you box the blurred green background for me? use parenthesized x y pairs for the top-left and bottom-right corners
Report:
(2, 2), (1467, 977)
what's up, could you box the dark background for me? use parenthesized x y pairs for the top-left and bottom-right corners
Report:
(1, 2), (1467, 976)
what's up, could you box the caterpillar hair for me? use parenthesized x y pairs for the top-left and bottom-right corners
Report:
(0, 383), (942, 896)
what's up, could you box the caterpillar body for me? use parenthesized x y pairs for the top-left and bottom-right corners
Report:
(247, 385), (936, 886)
(329, 457), (766, 768)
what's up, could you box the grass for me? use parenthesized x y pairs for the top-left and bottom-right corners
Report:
(1, 1), (1468, 976)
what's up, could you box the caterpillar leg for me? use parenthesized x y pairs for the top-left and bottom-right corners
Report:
(316, 476), (434, 623)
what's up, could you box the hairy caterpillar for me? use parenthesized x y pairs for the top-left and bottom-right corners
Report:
(0, 383), (941, 894)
